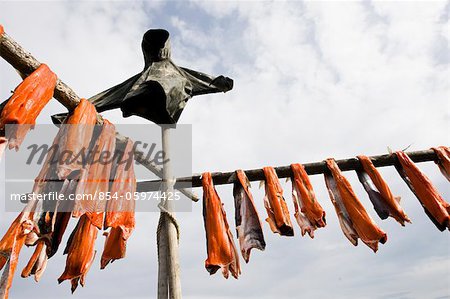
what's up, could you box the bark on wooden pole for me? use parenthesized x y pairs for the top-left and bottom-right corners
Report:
(158, 126), (182, 299)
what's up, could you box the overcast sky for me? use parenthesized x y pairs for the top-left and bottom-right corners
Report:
(0, 1), (449, 299)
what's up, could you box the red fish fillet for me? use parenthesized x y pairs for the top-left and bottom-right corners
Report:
(395, 151), (450, 231)
(56, 98), (97, 179)
(0, 211), (35, 299)
(233, 170), (265, 263)
(325, 159), (387, 252)
(104, 138), (136, 238)
(431, 146), (450, 182)
(100, 228), (126, 269)
(262, 167), (294, 236)
(202, 172), (240, 279)
(73, 119), (116, 229)
(290, 163), (326, 238)
(101, 138), (136, 268)
(357, 155), (411, 226)
(0, 64), (57, 150)
(58, 215), (98, 293)
(21, 240), (47, 282)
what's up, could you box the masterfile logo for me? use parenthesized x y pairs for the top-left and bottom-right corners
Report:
(2, 124), (193, 212)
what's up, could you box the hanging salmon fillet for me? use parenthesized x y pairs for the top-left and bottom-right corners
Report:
(58, 215), (98, 293)
(262, 167), (294, 236)
(324, 173), (358, 246)
(357, 155), (411, 226)
(56, 98), (97, 179)
(0, 205), (36, 299)
(73, 119), (116, 229)
(395, 151), (450, 231)
(290, 163), (326, 238)
(325, 159), (387, 252)
(431, 146), (450, 182)
(101, 138), (136, 268)
(100, 228), (126, 269)
(104, 138), (136, 236)
(0, 64), (57, 150)
(202, 172), (240, 279)
(232, 170), (265, 263)
(20, 240), (47, 282)
(0, 25), (4, 35)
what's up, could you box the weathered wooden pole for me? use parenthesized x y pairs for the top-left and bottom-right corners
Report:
(137, 149), (439, 190)
(157, 126), (182, 299)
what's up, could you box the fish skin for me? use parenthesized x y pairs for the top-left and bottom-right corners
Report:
(202, 172), (240, 279)
(262, 167), (294, 236)
(290, 163), (326, 238)
(325, 159), (387, 252)
(324, 173), (358, 246)
(431, 146), (450, 182)
(73, 120), (116, 229)
(0, 64), (57, 151)
(58, 215), (98, 292)
(356, 170), (390, 220)
(357, 155), (410, 226)
(56, 98), (97, 180)
(395, 151), (450, 231)
(233, 170), (266, 263)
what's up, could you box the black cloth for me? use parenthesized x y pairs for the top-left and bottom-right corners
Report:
(52, 29), (233, 125)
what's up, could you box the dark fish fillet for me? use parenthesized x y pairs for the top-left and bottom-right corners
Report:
(233, 170), (265, 263)
(356, 170), (390, 220)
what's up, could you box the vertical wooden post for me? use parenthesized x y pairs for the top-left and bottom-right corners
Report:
(157, 126), (182, 299)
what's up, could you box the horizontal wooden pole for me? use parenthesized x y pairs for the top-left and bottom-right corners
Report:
(136, 149), (438, 191)
(0, 29), (198, 202)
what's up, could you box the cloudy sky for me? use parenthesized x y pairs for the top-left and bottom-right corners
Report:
(0, 1), (449, 298)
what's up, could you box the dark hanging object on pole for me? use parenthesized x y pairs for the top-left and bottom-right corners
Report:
(52, 29), (233, 125)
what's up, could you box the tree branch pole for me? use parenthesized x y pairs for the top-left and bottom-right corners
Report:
(0, 30), (198, 202)
(137, 149), (438, 190)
